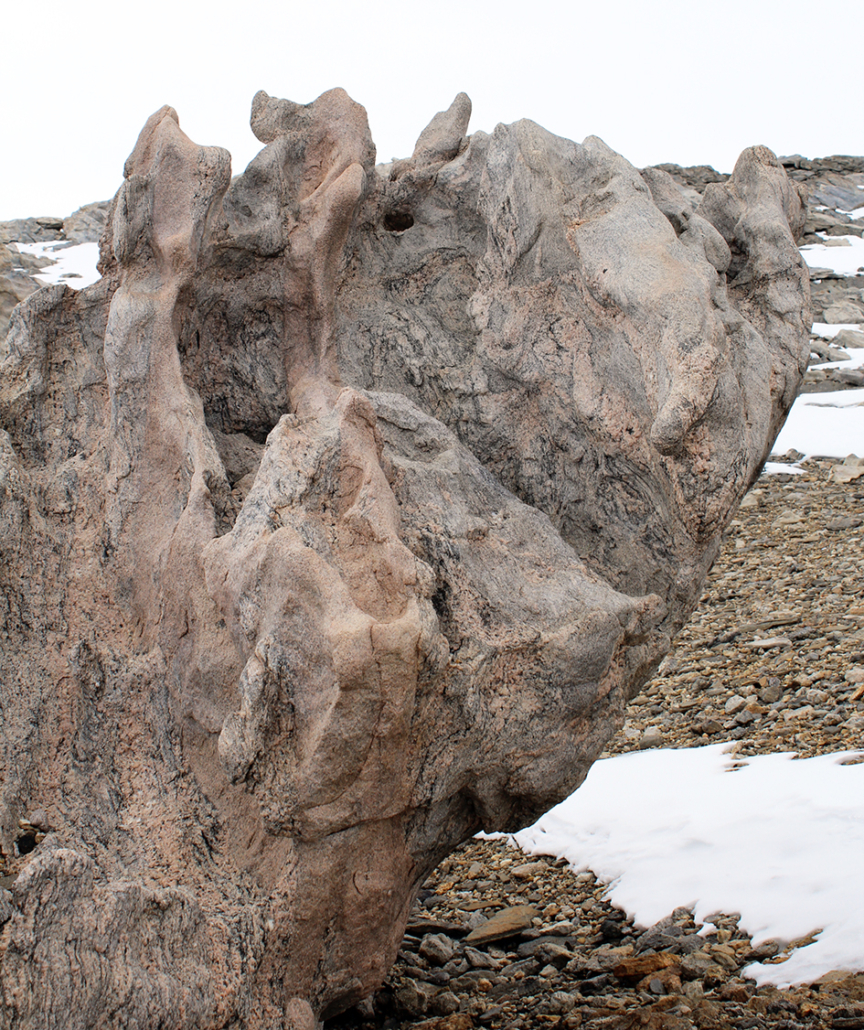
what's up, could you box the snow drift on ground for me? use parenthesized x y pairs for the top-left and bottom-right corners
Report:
(509, 231), (864, 988)
(773, 243), (864, 458)
(800, 234), (864, 277)
(512, 745), (864, 987)
(772, 380), (864, 459)
(13, 241), (101, 289)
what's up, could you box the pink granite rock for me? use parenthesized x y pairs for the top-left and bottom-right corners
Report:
(0, 90), (809, 1028)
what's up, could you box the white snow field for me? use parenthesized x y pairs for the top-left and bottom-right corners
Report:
(512, 745), (864, 988)
(13, 241), (101, 290)
(800, 234), (864, 277)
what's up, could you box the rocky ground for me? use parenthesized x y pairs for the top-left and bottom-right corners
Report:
(326, 456), (864, 1030)
(0, 200), (110, 340)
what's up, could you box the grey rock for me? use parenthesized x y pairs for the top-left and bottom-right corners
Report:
(565, 951), (620, 976)
(511, 861), (549, 880)
(681, 950), (717, 979)
(0, 91), (810, 1029)
(759, 682), (783, 704)
(807, 183), (864, 211)
(744, 940), (781, 962)
(637, 928), (682, 953)
(833, 330), (864, 350)
(464, 946), (499, 969)
(639, 726), (664, 749)
(0, 891), (15, 926)
(549, 991), (578, 1014)
(26, 810), (48, 831)
(449, 970), (490, 991)
(650, 163), (729, 194)
(677, 934), (709, 955)
(208, 427), (264, 485)
(63, 201), (111, 244)
(429, 990), (461, 1016)
(805, 210), (855, 234)
(744, 636), (792, 649)
(499, 956), (540, 979)
(533, 942), (573, 970)
(420, 934), (459, 966)
(837, 370), (864, 387)
(395, 980), (431, 1017)
(408, 91), (472, 169)
(810, 340), (852, 363)
(465, 906), (539, 945)
(0, 245), (40, 342)
(808, 266), (843, 280)
(827, 517), (863, 531)
(0, 217), (65, 245)
(824, 302), (864, 323)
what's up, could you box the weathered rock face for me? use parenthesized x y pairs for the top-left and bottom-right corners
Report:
(0, 244), (40, 343)
(0, 201), (111, 341)
(0, 90), (809, 1029)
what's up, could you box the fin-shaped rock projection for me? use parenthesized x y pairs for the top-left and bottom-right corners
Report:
(0, 89), (809, 1029)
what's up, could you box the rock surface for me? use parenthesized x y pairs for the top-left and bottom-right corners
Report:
(0, 244), (41, 342)
(0, 90), (809, 1028)
(330, 455), (864, 1030)
(660, 154), (864, 395)
(0, 200), (109, 340)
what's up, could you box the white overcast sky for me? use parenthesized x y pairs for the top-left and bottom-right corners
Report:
(2, 0), (861, 221)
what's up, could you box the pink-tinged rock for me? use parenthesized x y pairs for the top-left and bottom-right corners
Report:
(0, 87), (809, 1028)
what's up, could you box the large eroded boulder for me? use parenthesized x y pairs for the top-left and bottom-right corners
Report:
(0, 90), (809, 1029)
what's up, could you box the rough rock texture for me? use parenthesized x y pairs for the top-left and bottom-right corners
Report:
(0, 203), (110, 247)
(0, 90), (810, 1029)
(62, 200), (112, 245)
(0, 245), (41, 343)
(0, 201), (110, 341)
(0, 216), (65, 246)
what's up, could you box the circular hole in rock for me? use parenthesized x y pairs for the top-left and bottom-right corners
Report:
(383, 211), (414, 232)
(16, 832), (38, 856)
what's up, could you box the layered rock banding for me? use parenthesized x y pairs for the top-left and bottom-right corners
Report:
(0, 90), (810, 1029)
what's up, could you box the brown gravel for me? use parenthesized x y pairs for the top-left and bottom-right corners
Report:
(603, 456), (864, 763)
(326, 455), (864, 1030)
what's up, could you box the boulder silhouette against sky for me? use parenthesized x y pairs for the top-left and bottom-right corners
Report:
(0, 89), (809, 1029)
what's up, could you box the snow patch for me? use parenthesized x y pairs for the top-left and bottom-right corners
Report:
(13, 241), (101, 290)
(773, 386), (864, 458)
(800, 235), (864, 277)
(511, 744), (864, 987)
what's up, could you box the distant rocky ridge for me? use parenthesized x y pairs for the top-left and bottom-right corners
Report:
(0, 200), (110, 340)
(3, 157), (862, 374)
(0, 199), (111, 245)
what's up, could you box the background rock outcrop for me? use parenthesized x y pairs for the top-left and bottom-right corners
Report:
(0, 90), (809, 1028)
(0, 201), (109, 341)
